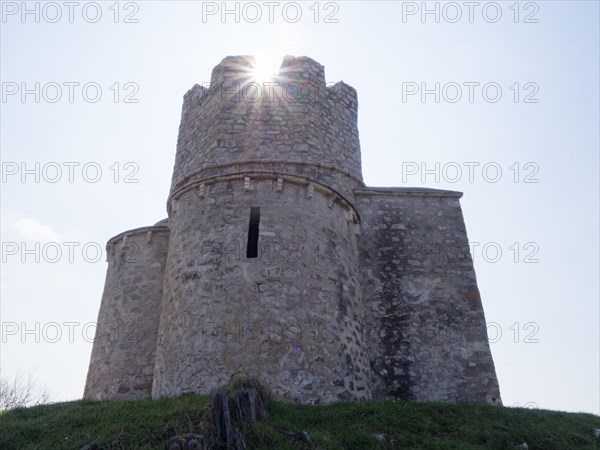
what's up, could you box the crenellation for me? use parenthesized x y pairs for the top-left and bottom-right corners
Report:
(209, 55), (255, 86)
(280, 55), (326, 87)
(84, 56), (501, 406)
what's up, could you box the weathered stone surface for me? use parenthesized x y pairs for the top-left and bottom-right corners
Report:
(84, 225), (169, 400)
(213, 392), (232, 446)
(212, 391), (253, 450)
(234, 388), (268, 423)
(83, 56), (501, 405)
(153, 176), (370, 402)
(355, 188), (501, 403)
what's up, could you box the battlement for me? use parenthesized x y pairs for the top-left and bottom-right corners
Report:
(183, 57), (354, 113)
(206, 55), (326, 89)
(171, 56), (363, 203)
(279, 55), (326, 86)
(210, 55), (255, 85)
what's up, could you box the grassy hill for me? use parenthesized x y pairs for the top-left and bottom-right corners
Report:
(1, 393), (598, 449)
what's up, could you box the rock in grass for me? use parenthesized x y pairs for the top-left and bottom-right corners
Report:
(280, 429), (311, 444)
(80, 443), (99, 450)
(213, 391), (232, 446)
(234, 388), (268, 424)
(373, 433), (387, 443)
(232, 428), (247, 450)
(163, 433), (205, 450)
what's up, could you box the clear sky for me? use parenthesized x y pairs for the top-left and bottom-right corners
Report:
(1, 1), (598, 414)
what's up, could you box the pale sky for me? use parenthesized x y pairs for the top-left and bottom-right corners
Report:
(1, 1), (598, 414)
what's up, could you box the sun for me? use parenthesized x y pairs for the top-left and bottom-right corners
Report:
(252, 55), (280, 82)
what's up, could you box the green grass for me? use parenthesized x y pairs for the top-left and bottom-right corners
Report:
(1, 395), (598, 449)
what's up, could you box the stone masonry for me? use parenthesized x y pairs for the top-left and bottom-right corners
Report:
(84, 56), (501, 405)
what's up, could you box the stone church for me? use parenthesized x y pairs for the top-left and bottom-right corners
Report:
(84, 56), (501, 405)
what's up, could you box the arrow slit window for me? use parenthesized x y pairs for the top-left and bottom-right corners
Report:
(246, 207), (260, 258)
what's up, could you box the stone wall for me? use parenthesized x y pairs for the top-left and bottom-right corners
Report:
(83, 225), (169, 400)
(153, 177), (371, 403)
(354, 187), (501, 404)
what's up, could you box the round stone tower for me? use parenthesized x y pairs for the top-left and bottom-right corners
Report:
(152, 56), (372, 403)
(84, 221), (169, 400)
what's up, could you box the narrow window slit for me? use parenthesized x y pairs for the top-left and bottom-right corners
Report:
(246, 207), (260, 258)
